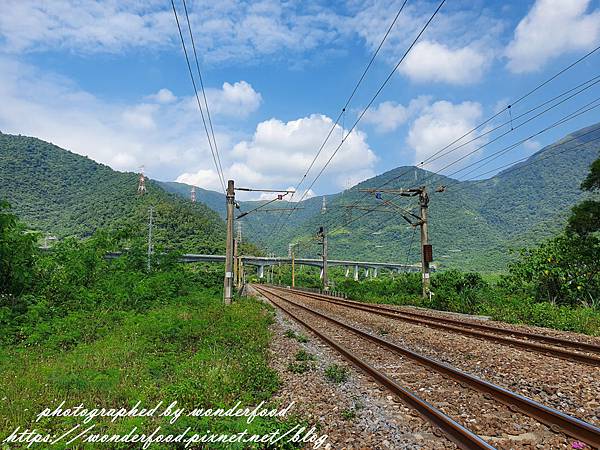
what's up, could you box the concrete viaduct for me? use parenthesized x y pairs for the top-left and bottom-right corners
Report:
(176, 254), (425, 281)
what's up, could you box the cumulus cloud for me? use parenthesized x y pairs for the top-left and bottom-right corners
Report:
(506, 0), (600, 73)
(0, 56), (257, 181)
(400, 41), (490, 85)
(407, 100), (483, 173)
(146, 88), (177, 104)
(206, 81), (262, 117)
(350, 2), (503, 85)
(523, 139), (542, 153)
(176, 169), (224, 192)
(363, 97), (430, 133)
(177, 115), (378, 199)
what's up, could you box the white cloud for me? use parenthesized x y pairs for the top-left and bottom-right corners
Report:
(0, 0), (174, 54)
(206, 81), (262, 117)
(363, 97), (430, 133)
(0, 56), (256, 182)
(523, 139), (542, 152)
(178, 114), (378, 199)
(350, 2), (503, 85)
(407, 100), (483, 173)
(147, 88), (177, 104)
(400, 41), (490, 85)
(506, 0), (600, 73)
(176, 169), (223, 192)
(0, 0), (347, 64)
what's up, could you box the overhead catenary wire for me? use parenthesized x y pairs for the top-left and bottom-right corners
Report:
(446, 100), (600, 182)
(328, 85), (600, 237)
(270, 0), (410, 237)
(181, 0), (226, 188)
(170, 0), (226, 193)
(324, 98), (600, 237)
(275, 0), (446, 240)
(442, 125), (600, 195)
(325, 46), (600, 223)
(418, 94), (600, 187)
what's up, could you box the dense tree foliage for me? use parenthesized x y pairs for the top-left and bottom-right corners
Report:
(0, 132), (226, 254)
(167, 123), (600, 271)
(0, 202), (38, 298)
(567, 155), (600, 236)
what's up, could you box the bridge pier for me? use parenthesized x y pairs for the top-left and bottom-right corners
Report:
(345, 266), (350, 277)
(373, 267), (378, 278)
(354, 265), (359, 281)
(258, 265), (264, 279)
(365, 268), (369, 278)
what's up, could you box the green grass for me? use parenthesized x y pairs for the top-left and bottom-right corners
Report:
(333, 274), (600, 336)
(287, 362), (314, 374)
(294, 350), (315, 361)
(0, 290), (301, 449)
(284, 329), (309, 343)
(324, 364), (349, 383)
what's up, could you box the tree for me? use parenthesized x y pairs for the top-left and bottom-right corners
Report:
(0, 201), (38, 297)
(567, 156), (600, 236)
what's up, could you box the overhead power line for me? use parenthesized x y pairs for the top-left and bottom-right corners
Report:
(331, 45), (600, 220)
(324, 98), (600, 237)
(442, 124), (600, 195)
(270, 0), (410, 236)
(181, 0), (226, 188)
(276, 0), (446, 238)
(170, 0), (226, 193)
(418, 94), (600, 187)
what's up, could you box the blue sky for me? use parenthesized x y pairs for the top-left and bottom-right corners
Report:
(1, 0), (599, 199)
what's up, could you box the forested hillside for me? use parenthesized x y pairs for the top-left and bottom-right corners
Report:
(0, 133), (226, 254)
(166, 122), (600, 271)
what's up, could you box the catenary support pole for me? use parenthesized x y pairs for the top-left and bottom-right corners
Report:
(223, 180), (235, 305)
(420, 187), (430, 298)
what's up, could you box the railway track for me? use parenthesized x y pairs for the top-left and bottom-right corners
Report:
(253, 284), (600, 449)
(265, 285), (600, 366)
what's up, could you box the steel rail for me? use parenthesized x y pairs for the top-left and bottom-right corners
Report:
(255, 285), (600, 448)
(253, 285), (496, 450)
(268, 286), (600, 366)
(283, 287), (600, 354)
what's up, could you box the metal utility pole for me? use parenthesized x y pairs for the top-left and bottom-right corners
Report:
(224, 180), (235, 305)
(234, 222), (242, 288)
(147, 206), (154, 272)
(190, 185), (196, 203)
(358, 186), (435, 298)
(317, 227), (328, 290)
(289, 243), (297, 288)
(419, 187), (431, 298)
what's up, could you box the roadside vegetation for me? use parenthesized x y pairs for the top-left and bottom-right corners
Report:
(0, 202), (299, 448)
(260, 156), (600, 336)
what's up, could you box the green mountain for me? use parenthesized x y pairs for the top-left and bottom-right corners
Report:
(165, 123), (600, 271)
(2, 121), (598, 271)
(0, 133), (226, 254)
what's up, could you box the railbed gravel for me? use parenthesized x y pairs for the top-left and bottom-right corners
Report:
(273, 288), (600, 443)
(250, 286), (455, 449)
(260, 288), (575, 449)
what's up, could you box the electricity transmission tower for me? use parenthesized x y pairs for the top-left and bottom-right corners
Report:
(137, 166), (147, 195)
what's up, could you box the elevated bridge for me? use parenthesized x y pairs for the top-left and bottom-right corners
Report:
(106, 252), (430, 280)
(178, 254), (429, 280)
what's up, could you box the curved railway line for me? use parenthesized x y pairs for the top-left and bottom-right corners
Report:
(253, 284), (600, 450)
(265, 285), (600, 366)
